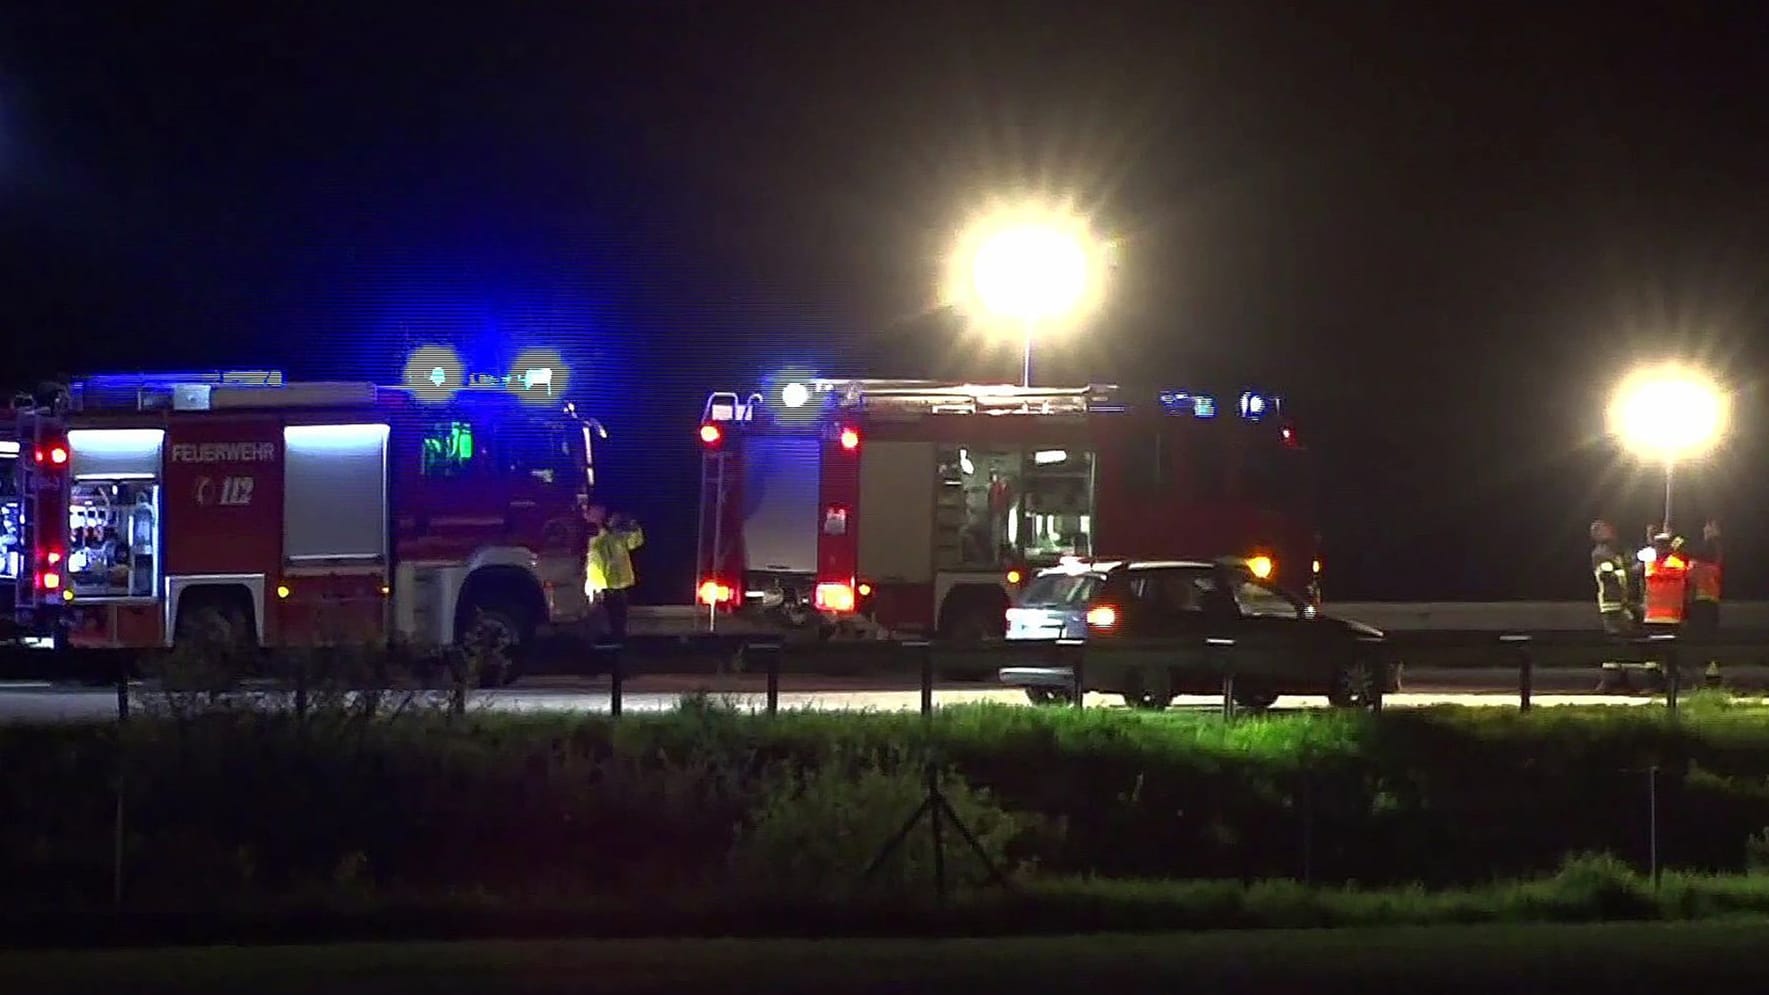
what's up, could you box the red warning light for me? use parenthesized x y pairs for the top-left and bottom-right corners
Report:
(838, 427), (860, 451)
(698, 423), (723, 446)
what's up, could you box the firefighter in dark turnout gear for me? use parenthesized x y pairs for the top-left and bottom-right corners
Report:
(1590, 520), (1635, 636)
(1591, 519), (1637, 694)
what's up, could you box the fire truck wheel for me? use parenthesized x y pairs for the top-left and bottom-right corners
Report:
(1232, 686), (1280, 711)
(174, 601), (253, 654)
(460, 605), (527, 688)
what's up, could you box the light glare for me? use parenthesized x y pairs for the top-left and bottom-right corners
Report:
(1607, 364), (1729, 463)
(946, 199), (1107, 327)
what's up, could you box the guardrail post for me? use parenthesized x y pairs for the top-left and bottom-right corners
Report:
(1057, 638), (1085, 710)
(1208, 637), (1236, 720)
(1651, 633), (1680, 715)
(114, 653), (130, 724)
(763, 642), (781, 716)
(597, 641), (623, 718)
(905, 639), (933, 718)
(1500, 634), (1533, 712)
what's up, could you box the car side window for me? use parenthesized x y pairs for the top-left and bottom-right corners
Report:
(1127, 569), (1215, 618)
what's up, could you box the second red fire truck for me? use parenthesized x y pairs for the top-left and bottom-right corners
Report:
(5, 369), (602, 683)
(694, 379), (1321, 640)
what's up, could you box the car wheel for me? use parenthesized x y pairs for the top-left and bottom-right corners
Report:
(1327, 655), (1381, 709)
(1024, 686), (1074, 707)
(1232, 686), (1280, 711)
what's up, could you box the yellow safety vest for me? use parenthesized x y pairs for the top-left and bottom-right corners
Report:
(587, 524), (644, 593)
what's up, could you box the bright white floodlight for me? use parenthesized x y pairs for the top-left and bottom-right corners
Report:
(946, 198), (1110, 387)
(1606, 362), (1729, 530)
(1607, 364), (1729, 464)
(781, 381), (810, 409)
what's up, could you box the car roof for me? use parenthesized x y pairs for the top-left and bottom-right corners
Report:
(1035, 559), (1218, 578)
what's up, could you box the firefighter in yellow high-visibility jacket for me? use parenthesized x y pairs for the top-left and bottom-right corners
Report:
(585, 505), (644, 643)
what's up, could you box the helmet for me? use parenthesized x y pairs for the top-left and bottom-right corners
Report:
(1590, 519), (1614, 541)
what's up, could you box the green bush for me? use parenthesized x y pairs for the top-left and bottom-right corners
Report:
(727, 749), (1029, 900)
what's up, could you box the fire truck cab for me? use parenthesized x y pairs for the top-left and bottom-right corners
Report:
(696, 380), (1320, 641)
(8, 370), (602, 682)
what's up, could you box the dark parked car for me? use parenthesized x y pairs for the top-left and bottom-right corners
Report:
(999, 559), (1392, 710)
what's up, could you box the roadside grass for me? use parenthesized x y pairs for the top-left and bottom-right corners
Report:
(7, 920), (1769, 995)
(6, 854), (1769, 947)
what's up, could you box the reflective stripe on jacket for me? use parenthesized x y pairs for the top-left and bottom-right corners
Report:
(1592, 545), (1630, 613)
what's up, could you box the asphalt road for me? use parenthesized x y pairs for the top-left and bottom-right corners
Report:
(0, 665), (1750, 723)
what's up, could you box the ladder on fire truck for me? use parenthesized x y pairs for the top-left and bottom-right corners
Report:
(694, 390), (763, 632)
(7, 386), (69, 633)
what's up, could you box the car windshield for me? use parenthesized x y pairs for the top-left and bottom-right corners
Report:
(1020, 572), (1102, 607)
(1235, 577), (1306, 618)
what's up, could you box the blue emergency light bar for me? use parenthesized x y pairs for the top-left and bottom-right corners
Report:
(1158, 388), (1281, 420)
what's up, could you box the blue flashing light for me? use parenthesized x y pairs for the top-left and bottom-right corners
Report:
(1157, 390), (1217, 418)
(509, 348), (568, 404)
(404, 344), (464, 402)
(1239, 391), (1278, 421)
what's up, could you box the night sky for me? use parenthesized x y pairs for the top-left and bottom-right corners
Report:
(4, 2), (1766, 604)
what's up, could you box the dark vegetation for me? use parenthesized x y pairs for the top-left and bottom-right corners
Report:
(8, 642), (1769, 944)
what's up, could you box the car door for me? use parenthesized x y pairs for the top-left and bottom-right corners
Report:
(1121, 567), (1217, 691)
(1221, 575), (1316, 686)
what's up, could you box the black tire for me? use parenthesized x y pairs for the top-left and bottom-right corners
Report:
(1024, 686), (1074, 706)
(1121, 689), (1172, 711)
(1232, 686), (1280, 711)
(942, 610), (994, 643)
(459, 604), (527, 688)
(1327, 654), (1382, 709)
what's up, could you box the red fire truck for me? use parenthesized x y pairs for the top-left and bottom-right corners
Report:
(6, 370), (602, 682)
(694, 380), (1321, 640)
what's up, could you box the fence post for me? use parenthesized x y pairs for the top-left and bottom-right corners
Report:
(1500, 634), (1533, 712)
(1057, 638), (1085, 710)
(1209, 637), (1236, 720)
(1647, 764), (1661, 889)
(112, 658), (128, 909)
